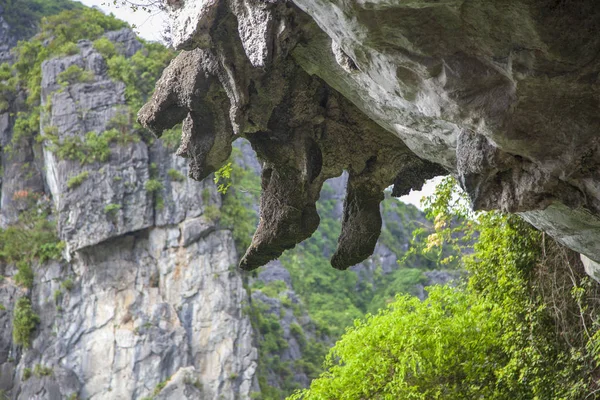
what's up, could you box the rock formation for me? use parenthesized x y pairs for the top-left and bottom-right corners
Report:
(0, 4), (466, 398)
(141, 0), (600, 276)
(0, 17), (257, 399)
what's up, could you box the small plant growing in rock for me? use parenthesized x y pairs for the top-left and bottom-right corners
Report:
(12, 297), (40, 348)
(57, 65), (94, 86)
(62, 278), (75, 291)
(14, 261), (34, 288)
(145, 175), (165, 210)
(104, 203), (121, 215)
(22, 367), (32, 381)
(160, 124), (182, 150)
(144, 179), (163, 193)
(57, 42), (80, 56)
(33, 364), (53, 377)
(184, 375), (203, 391)
(67, 170), (90, 189)
(153, 380), (168, 396)
(104, 203), (121, 223)
(167, 168), (185, 182)
(53, 289), (62, 304)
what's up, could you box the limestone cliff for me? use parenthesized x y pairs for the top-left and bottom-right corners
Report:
(140, 0), (600, 278)
(0, 12), (257, 398)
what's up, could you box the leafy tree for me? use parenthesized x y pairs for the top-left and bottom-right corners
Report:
(291, 177), (600, 399)
(1, 0), (83, 39)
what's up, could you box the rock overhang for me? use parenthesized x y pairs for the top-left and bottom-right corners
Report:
(139, 0), (600, 274)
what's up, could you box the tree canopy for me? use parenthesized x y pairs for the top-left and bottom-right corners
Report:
(290, 177), (600, 400)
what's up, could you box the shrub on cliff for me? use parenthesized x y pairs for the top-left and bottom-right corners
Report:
(12, 297), (40, 348)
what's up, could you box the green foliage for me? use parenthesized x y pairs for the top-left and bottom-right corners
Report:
(0, 194), (64, 276)
(219, 148), (261, 253)
(104, 203), (121, 215)
(167, 168), (185, 182)
(144, 179), (163, 193)
(253, 280), (288, 299)
(153, 380), (168, 396)
(293, 177), (600, 400)
(12, 297), (40, 348)
(14, 261), (34, 288)
(400, 178), (469, 268)
(67, 171), (90, 189)
(10, 7), (126, 110)
(5, 5), (172, 167)
(57, 65), (94, 85)
(246, 299), (297, 399)
(62, 278), (74, 291)
(43, 129), (137, 165)
(291, 286), (503, 400)
(366, 267), (427, 314)
(22, 368), (32, 381)
(0, 62), (17, 112)
(145, 164), (165, 210)
(1, 0), (83, 39)
(54, 289), (62, 304)
(7, 110), (40, 152)
(105, 41), (175, 111)
(33, 364), (53, 377)
(203, 205), (221, 222)
(160, 125), (182, 150)
(214, 162), (233, 194)
(58, 41), (80, 56)
(93, 37), (116, 59)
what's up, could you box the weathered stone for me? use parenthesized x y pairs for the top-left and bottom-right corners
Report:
(181, 216), (215, 246)
(148, 0), (600, 275)
(104, 28), (143, 57)
(0, 24), (260, 399)
(140, 17), (442, 270)
(580, 255), (600, 283)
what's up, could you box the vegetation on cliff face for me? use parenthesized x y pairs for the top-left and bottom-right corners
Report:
(1, 0), (83, 39)
(0, 4), (176, 353)
(291, 178), (600, 399)
(1, 6), (175, 157)
(3, 3), (599, 399)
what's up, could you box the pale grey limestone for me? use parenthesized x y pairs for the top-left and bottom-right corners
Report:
(0, 25), (258, 400)
(159, 0), (600, 276)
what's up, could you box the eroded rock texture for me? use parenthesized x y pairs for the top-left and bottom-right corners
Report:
(0, 24), (258, 400)
(141, 0), (600, 274)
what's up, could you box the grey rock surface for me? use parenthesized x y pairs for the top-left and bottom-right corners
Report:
(0, 11), (17, 64)
(154, 0), (600, 278)
(0, 26), (259, 400)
